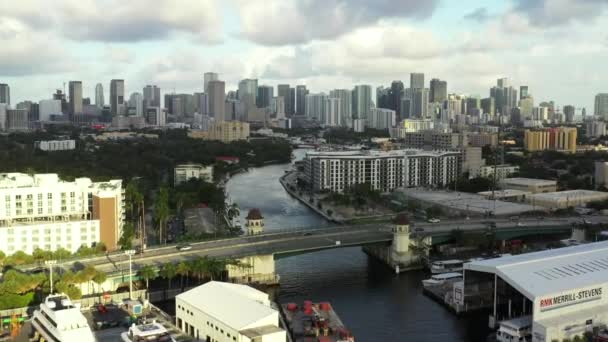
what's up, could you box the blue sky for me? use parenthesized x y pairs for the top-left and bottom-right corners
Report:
(1, 0), (607, 112)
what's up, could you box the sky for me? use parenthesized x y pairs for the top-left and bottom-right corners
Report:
(1, 0), (607, 111)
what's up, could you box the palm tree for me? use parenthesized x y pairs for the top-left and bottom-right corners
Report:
(160, 263), (177, 289)
(227, 203), (240, 221)
(154, 186), (170, 244)
(176, 262), (190, 289)
(137, 265), (156, 291)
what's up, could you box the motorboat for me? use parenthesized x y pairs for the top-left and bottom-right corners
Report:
(30, 293), (96, 342)
(430, 259), (464, 274)
(121, 321), (175, 342)
(422, 272), (463, 287)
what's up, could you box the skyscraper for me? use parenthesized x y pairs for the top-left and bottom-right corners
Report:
(411, 88), (430, 118)
(352, 85), (372, 120)
(520, 86), (529, 100)
(595, 94), (608, 120)
(324, 97), (341, 127)
(68, 81), (83, 118)
(0, 83), (10, 105)
(110, 79), (125, 115)
(376, 86), (390, 109)
(194, 92), (208, 115)
(305, 93), (327, 122)
(481, 97), (496, 117)
(296, 85), (308, 116)
(410, 73), (425, 90)
(128, 93), (144, 116)
(204, 72), (218, 92)
(238, 79), (258, 101)
(329, 89), (352, 128)
(563, 105), (575, 123)
(289, 88), (296, 116)
(208, 80), (225, 121)
(429, 79), (447, 103)
(491, 78), (517, 116)
(143, 85), (161, 108)
(95, 83), (104, 108)
(256, 85), (273, 109)
(389, 81), (404, 120)
(277, 85), (294, 117)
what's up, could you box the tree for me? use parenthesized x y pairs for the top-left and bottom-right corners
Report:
(32, 248), (52, 263)
(160, 263), (177, 289)
(52, 248), (71, 261)
(0, 250), (6, 267)
(227, 203), (240, 221)
(92, 271), (107, 294)
(176, 262), (190, 289)
(119, 222), (135, 250)
(155, 186), (170, 244)
(137, 265), (156, 290)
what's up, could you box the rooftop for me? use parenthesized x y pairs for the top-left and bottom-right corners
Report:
(465, 241), (608, 299)
(477, 189), (531, 197)
(500, 178), (557, 186)
(305, 148), (459, 159)
(176, 281), (276, 330)
(239, 325), (285, 338)
(527, 190), (608, 201)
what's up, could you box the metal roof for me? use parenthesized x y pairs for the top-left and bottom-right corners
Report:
(465, 241), (608, 300)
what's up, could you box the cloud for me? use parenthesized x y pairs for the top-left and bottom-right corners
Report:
(0, 0), (223, 43)
(464, 7), (490, 22)
(512, 0), (608, 27)
(237, 0), (439, 46)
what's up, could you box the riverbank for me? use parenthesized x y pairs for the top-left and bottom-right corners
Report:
(279, 172), (342, 223)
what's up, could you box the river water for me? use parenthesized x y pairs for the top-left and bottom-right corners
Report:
(225, 149), (488, 342)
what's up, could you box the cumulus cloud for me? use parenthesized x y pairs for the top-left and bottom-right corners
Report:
(237, 0), (439, 45)
(512, 0), (608, 27)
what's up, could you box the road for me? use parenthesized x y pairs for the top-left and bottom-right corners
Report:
(18, 216), (608, 274)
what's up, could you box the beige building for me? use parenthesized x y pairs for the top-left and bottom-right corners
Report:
(468, 133), (498, 147)
(189, 121), (250, 143)
(480, 164), (519, 181)
(524, 127), (577, 153)
(174, 163), (214, 186)
(527, 190), (608, 210)
(500, 178), (557, 194)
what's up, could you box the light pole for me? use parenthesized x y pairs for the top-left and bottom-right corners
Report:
(45, 260), (57, 294)
(125, 250), (136, 300)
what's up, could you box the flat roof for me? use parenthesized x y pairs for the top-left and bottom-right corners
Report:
(527, 190), (608, 201)
(239, 325), (285, 338)
(501, 178), (557, 186)
(478, 189), (530, 197)
(465, 241), (608, 299)
(176, 281), (277, 330)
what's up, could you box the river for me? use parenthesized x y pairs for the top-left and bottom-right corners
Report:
(225, 149), (489, 342)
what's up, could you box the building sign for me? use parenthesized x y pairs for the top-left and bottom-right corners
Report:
(539, 287), (602, 312)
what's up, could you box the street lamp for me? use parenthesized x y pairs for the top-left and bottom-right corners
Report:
(124, 250), (136, 300)
(45, 260), (57, 294)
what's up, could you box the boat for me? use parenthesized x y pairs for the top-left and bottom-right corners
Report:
(430, 259), (464, 274)
(121, 321), (175, 342)
(30, 293), (96, 342)
(496, 316), (532, 342)
(422, 272), (463, 287)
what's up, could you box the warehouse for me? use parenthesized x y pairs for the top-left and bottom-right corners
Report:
(526, 190), (608, 210)
(500, 178), (557, 193)
(462, 242), (608, 341)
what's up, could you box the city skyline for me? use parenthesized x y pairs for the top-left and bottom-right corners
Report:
(0, 0), (607, 110)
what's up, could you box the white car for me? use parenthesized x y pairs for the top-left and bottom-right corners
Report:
(428, 218), (440, 223)
(177, 244), (192, 251)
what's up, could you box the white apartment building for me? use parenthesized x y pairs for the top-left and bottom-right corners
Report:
(0, 173), (124, 255)
(368, 108), (396, 130)
(323, 97), (341, 127)
(479, 164), (520, 181)
(176, 281), (286, 342)
(303, 149), (461, 193)
(174, 163), (214, 186)
(35, 140), (76, 152)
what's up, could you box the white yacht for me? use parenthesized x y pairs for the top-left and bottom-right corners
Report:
(30, 293), (96, 342)
(121, 321), (175, 342)
(496, 316), (532, 342)
(430, 259), (464, 274)
(422, 272), (463, 287)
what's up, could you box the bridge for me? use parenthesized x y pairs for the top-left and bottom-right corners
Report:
(19, 216), (608, 292)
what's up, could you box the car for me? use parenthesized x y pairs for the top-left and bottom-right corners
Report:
(516, 222), (525, 227)
(303, 232), (313, 236)
(583, 219), (592, 225)
(427, 218), (440, 223)
(414, 227), (425, 232)
(177, 244), (192, 251)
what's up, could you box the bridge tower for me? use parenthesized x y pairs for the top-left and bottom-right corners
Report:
(392, 214), (411, 254)
(246, 208), (264, 235)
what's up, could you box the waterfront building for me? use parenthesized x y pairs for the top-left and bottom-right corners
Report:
(479, 165), (520, 181)
(0, 173), (124, 254)
(500, 178), (557, 193)
(176, 281), (286, 342)
(35, 140), (76, 151)
(464, 241), (608, 342)
(368, 108), (396, 130)
(189, 121), (250, 143)
(303, 149), (461, 193)
(524, 127), (577, 153)
(174, 163), (214, 186)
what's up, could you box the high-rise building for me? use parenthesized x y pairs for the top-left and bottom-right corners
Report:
(429, 79), (447, 103)
(289, 88), (296, 116)
(481, 97), (496, 117)
(95, 83), (104, 108)
(586, 120), (606, 138)
(411, 88), (430, 118)
(324, 97), (341, 127)
(6, 109), (29, 131)
(256, 85), (273, 108)
(208, 80), (225, 121)
(0, 83), (10, 105)
(519, 96), (534, 119)
(272, 96), (285, 119)
(145, 107), (166, 126)
(110, 79), (125, 115)
(39, 100), (62, 121)
(0, 104), (5, 131)
(376, 86), (390, 109)
(595, 93), (608, 120)
(68, 81), (83, 118)
(329, 89), (352, 128)
(524, 127), (577, 153)
(238, 79), (258, 102)
(0, 173), (124, 254)
(491, 78), (518, 116)
(128, 92), (144, 116)
(352, 85), (372, 120)
(520, 86), (529, 100)
(389, 81), (404, 119)
(204, 72), (218, 92)
(563, 105), (575, 123)
(465, 97), (481, 116)
(143, 85), (161, 108)
(305, 93), (327, 122)
(296, 85), (308, 115)
(410, 73), (425, 90)
(368, 108), (396, 130)
(277, 85), (295, 117)
(16, 101), (39, 122)
(194, 92), (208, 115)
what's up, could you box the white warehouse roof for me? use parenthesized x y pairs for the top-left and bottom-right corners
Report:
(501, 178), (557, 186)
(465, 241), (608, 300)
(528, 190), (608, 202)
(176, 281), (277, 330)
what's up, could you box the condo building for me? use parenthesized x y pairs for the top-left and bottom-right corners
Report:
(0, 173), (124, 255)
(303, 149), (461, 193)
